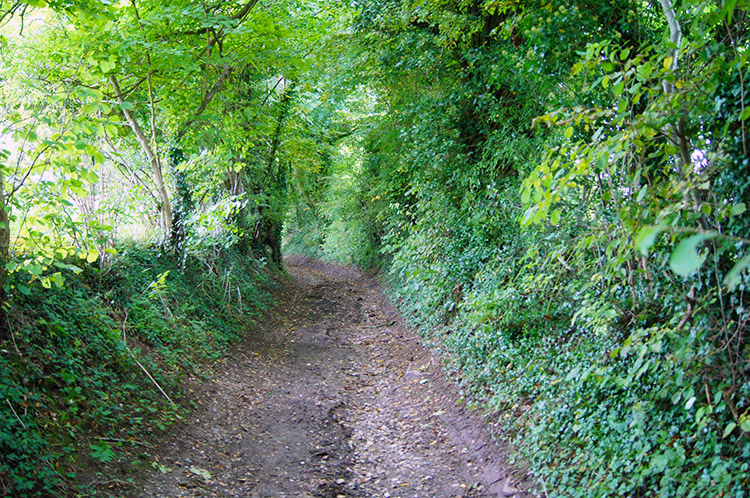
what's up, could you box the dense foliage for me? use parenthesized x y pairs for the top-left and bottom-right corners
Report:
(288, 0), (750, 496)
(0, 0), (335, 494)
(2, 0), (750, 496)
(0, 245), (272, 496)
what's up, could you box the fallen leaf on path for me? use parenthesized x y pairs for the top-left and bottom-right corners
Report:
(189, 466), (212, 481)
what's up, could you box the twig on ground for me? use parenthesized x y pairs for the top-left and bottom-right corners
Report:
(362, 320), (396, 329)
(541, 476), (550, 498)
(96, 436), (148, 446)
(6, 398), (26, 429)
(121, 311), (179, 409)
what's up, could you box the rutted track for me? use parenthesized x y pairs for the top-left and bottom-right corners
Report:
(140, 257), (528, 498)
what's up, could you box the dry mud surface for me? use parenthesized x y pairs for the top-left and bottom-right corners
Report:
(139, 257), (531, 498)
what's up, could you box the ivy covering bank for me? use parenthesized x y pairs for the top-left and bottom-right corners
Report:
(287, 1), (750, 497)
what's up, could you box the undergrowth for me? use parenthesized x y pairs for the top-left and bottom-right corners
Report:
(0, 244), (273, 497)
(384, 225), (750, 498)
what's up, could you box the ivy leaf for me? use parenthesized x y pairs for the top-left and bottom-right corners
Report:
(723, 421), (737, 439)
(669, 232), (717, 277)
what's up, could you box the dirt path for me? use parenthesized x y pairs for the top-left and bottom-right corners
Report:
(140, 258), (529, 498)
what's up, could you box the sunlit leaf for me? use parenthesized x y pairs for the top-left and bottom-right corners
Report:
(723, 253), (750, 291)
(670, 232), (717, 277)
(549, 208), (561, 226)
(634, 225), (663, 256)
(86, 249), (99, 264)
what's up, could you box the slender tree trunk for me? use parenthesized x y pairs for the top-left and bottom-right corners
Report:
(109, 75), (173, 243)
(169, 147), (194, 251)
(659, 0), (692, 169)
(0, 170), (9, 341)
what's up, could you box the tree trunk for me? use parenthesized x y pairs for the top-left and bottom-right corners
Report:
(252, 84), (294, 266)
(168, 148), (194, 251)
(658, 0), (692, 168)
(109, 75), (173, 243)
(0, 170), (10, 341)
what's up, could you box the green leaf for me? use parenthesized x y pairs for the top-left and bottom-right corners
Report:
(696, 406), (707, 423)
(724, 0), (739, 23)
(740, 107), (750, 121)
(562, 366), (579, 382)
(50, 272), (65, 288)
(564, 126), (574, 139)
(100, 60), (115, 72)
(670, 232), (717, 277)
(189, 466), (212, 481)
(613, 81), (624, 97)
(521, 187), (530, 204)
(634, 225), (663, 255)
(27, 264), (44, 277)
(651, 453), (669, 472)
(731, 202), (746, 216)
(723, 253), (750, 291)
(549, 208), (561, 226)
(723, 421), (737, 439)
(636, 184), (648, 202)
(86, 249), (99, 264)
